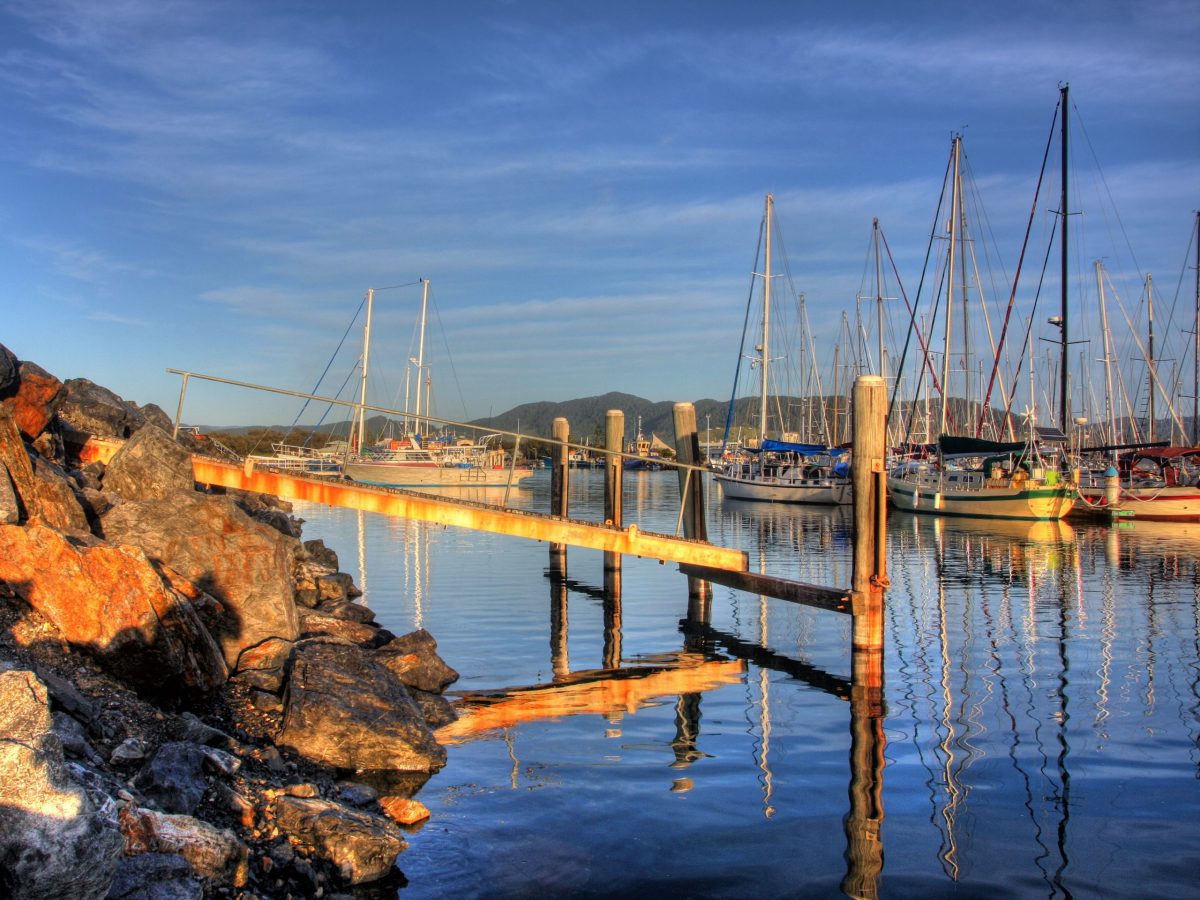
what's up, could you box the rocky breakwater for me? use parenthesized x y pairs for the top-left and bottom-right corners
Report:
(0, 342), (458, 898)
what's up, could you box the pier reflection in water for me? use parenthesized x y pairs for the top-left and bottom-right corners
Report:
(293, 470), (1199, 898)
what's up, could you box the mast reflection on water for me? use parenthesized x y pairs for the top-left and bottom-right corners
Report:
(290, 472), (1199, 898)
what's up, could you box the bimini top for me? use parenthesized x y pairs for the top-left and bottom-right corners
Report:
(752, 439), (849, 456)
(1131, 446), (1200, 462)
(938, 435), (1030, 459)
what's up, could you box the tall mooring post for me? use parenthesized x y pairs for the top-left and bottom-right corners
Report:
(549, 417), (570, 576)
(672, 402), (712, 616)
(603, 410), (624, 574)
(850, 375), (888, 646)
(845, 374), (888, 899)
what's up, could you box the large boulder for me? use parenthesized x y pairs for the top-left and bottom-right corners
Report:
(0, 360), (64, 441)
(0, 407), (87, 532)
(0, 669), (124, 900)
(278, 639), (446, 773)
(58, 378), (148, 439)
(103, 424), (195, 500)
(100, 492), (299, 670)
(271, 796), (406, 885)
(0, 524), (228, 702)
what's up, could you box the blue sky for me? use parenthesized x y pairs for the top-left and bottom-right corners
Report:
(1, 0), (1197, 428)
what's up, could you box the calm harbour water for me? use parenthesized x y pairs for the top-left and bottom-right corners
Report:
(292, 470), (1199, 899)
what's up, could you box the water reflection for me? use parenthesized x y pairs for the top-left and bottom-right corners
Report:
(289, 475), (1200, 898)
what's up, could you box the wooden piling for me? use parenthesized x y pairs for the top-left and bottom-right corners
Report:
(550, 417), (570, 574)
(672, 402), (711, 604)
(604, 410), (624, 573)
(851, 375), (887, 657)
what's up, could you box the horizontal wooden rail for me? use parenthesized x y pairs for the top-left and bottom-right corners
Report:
(678, 563), (850, 613)
(193, 458), (750, 573)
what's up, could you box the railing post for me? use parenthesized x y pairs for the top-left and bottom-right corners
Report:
(673, 402), (711, 606)
(604, 410), (624, 574)
(172, 372), (191, 440)
(550, 417), (570, 575)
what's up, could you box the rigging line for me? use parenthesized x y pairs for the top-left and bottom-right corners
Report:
(979, 101), (1058, 437)
(722, 212), (766, 453)
(427, 293), (472, 426)
(1162, 217), (1200, 409)
(370, 280), (424, 292)
(891, 148), (954, 436)
(1074, 105), (1146, 283)
(1001, 216), (1059, 428)
(285, 292), (368, 445)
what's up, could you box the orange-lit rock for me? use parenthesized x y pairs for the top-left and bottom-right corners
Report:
(378, 796), (430, 826)
(0, 360), (64, 440)
(0, 523), (228, 702)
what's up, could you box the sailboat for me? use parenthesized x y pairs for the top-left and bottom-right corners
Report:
(887, 102), (1075, 522)
(1075, 213), (1200, 520)
(714, 194), (852, 505)
(340, 281), (534, 488)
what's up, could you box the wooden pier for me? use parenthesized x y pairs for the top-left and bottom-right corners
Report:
(190, 457), (749, 573)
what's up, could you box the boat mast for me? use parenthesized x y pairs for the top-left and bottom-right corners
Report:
(939, 136), (961, 437)
(1059, 83), (1070, 436)
(355, 287), (375, 453)
(414, 278), (429, 436)
(873, 218), (887, 382)
(1095, 261), (1117, 445)
(1194, 211), (1199, 445)
(1147, 274), (1156, 443)
(759, 194), (773, 444)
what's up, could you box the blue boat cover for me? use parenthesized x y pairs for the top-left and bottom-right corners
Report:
(754, 439), (848, 456)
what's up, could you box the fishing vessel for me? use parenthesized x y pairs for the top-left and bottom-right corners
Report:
(714, 194), (852, 505)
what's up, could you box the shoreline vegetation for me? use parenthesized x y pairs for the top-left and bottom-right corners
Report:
(0, 341), (458, 899)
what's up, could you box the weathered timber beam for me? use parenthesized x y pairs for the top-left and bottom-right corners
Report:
(192, 459), (749, 573)
(677, 563), (850, 613)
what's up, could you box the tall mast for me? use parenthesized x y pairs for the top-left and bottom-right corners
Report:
(1059, 83), (1070, 435)
(414, 278), (429, 435)
(1147, 275), (1156, 443)
(759, 194), (773, 443)
(1193, 211), (1199, 445)
(939, 136), (961, 437)
(1095, 261), (1117, 445)
(873, 218), (886, 381)
(355, 287), (375, 452)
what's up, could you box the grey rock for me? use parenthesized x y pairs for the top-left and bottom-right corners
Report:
(102, 424), (195, 500)
(0, 462), (19, 523)
(57, 378), (147, 440)
(336, 781), (379, 807)
(110, 737), (149, 765)
(106, 852), (202, 900)
(409, 687), (458, 729)
(133, 743), (209, 814)
(100, 491), (299, 671)
(177, 712), (231, 747)
(52, 710), (104, 764)
(303, 538), (339, 569)
(278, 639), (446, 773)
(0, 670), (123, 900)
(0, 342), (18, 393)
(271, 795), (406, 885)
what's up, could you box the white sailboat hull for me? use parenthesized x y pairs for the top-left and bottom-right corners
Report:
(1076, 484), (1200, 521)
(344, 461), (533, 487)
(716, 471), (851, 505)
